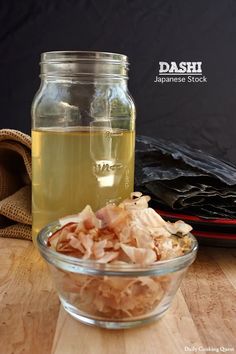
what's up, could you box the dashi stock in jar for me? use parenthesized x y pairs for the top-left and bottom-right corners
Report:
(32, 127), (135, 238)
(31, 51), (135, 242)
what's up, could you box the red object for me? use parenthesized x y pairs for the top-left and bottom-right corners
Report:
(192, 230), (236, 240)
(155, 209), (236, 225)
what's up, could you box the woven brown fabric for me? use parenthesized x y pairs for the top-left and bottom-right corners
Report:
(0, 129), (32, 240)
(0, 223), (32, 240)
(0, 185), (31, 224)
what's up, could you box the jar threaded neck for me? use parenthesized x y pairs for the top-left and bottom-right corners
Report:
(40, 51), (129, 79)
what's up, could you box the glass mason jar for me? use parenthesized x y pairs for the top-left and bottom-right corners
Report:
(31, 51), (135, 242)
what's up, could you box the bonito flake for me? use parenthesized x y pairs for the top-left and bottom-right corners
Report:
(48, 193), (193, 319)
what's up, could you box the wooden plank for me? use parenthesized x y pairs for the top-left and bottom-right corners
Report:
(123, 290), (206, 354)
(52, 286), (204, 354)
(52, 307), (126, 354)
(181, 247), (236, 349)
(209, 247), (236, 290)
(0, 239), (29, 302)
(1, 239), (235, 354)
(0, 239), (60, 354)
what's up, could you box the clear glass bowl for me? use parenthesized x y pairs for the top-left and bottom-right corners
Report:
(37, 221), (198, 329)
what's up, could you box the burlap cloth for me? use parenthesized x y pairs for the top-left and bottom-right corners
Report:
(0, 129), (32, 240)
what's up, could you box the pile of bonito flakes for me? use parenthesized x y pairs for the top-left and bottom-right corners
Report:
(48, 193), (193, 318)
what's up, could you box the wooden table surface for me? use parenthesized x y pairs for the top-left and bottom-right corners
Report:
(0, 238), (235, 354)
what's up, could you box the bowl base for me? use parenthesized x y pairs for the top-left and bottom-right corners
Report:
(61, 301), (169, 329)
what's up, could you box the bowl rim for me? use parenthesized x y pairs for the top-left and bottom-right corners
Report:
(37, 221), (198, 276)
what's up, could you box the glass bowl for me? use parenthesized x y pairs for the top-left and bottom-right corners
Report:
(37, 221), (198, 329)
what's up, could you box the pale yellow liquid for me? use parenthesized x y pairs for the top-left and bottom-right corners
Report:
(32, 127), (135, 242)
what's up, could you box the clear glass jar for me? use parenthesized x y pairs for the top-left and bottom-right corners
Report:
(32, 51), (135, 242)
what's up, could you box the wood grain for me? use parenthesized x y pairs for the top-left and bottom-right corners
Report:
(0, 239), (235, 354)
(181, 248), (236, 349)
(52, 290), (205, 354)
(210, 248), (236, 289)
(0, 239), (59, 354)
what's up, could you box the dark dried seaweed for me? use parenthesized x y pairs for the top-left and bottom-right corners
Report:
(135, 136), (236, 219)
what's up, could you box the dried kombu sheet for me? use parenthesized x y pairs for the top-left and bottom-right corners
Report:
(135, 136), (236, 219)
